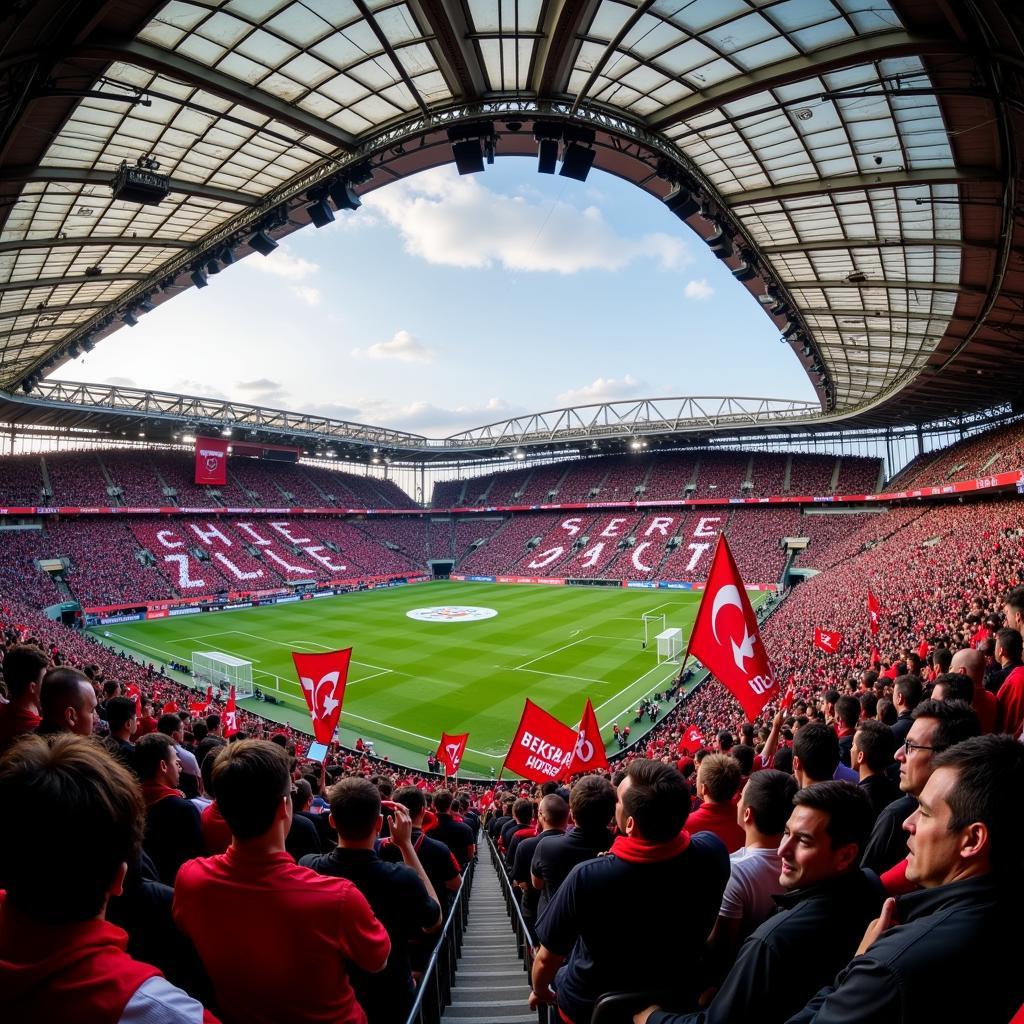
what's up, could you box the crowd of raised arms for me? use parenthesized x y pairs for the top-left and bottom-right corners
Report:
(1, 494), (1024, 1023)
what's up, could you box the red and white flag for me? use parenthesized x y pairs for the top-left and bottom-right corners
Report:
(436, 732), (469, 776)
(867, 589), (881, 635)
(292, 648), (352, 745)
(781, 681), (796, 711)
(189, 685), (213, 716)
(562, 698), (609, 778)
(679, 724), (704, 754)
(479, 789), (495, 812)
(813, 627), (843, 654)
(687, 534), (777, 721)
(502, 699), (576, 783)
(223, 686), (239, 737)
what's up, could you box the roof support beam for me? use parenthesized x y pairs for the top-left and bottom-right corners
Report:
(0, 300), (106, 323)
(0, 272), (149, 294)
(647, 32), (954, 131)
(0, 165), (259, 207)
(350, 0), (428, 115)
(730, 167), (996, 207)
(0, 235), (192, 254)
(759, 236), (994, 255)
(531, 0), (600, 94)
(786, 278), (984, 295)
(75, 37), (356, 152)
(412, 0), (487, 98)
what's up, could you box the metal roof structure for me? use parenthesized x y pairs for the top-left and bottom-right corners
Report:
(1, 0), (1022, 445)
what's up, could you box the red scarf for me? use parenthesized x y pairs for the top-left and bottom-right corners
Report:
(141, 782), (184, 807)
(610, 830), (691, 864)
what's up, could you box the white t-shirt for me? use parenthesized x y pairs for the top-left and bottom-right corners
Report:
(717, 845), (784, 936)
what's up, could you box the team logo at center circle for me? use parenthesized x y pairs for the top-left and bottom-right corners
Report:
(406, 605), (498, 622)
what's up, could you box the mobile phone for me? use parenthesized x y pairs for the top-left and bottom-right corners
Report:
(306, 742), (329, 763)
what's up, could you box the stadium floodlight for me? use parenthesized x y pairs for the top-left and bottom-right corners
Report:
(190, 267), (208, 289)
(559, 142), (595, 181)
(329, 179), (361, 211)
(306, 192), (335, 228)
(248, 229), (278, 256)
(732, 261), (757, 283)
(664, 185), (700, 219)
(782, 320), (802, 341)
(537, 138), (558, 174)
(705, 223), (734, 259)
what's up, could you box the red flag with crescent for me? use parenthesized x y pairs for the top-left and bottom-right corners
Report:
(686, 533), (776, 720)
(562, 698), (609, 779)
(223, 686), (239, 737)
(436, 732), (469, 776)
(679, 723), (705, 754)
(292, 649), (352, 745)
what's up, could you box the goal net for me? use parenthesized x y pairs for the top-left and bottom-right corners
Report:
(655, 628), (683, 665)
(642, 612), (666, 648)
(193, 651), (254, 699)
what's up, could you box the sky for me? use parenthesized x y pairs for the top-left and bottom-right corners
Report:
(54, 157), (817, 439)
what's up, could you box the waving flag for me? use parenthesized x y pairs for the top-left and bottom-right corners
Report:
(687, 534), (777, 721)
(781, 682), (796, 711)
(292, 648), (352, 745)
(562, 698), (609, 778)
(502, 699), (576, 782)
(868, 589), (881, 635)
(917, 637), (930, 660)
(189, 685), (214, 716)
(436, 731), (469, 776)
(870, 646), (881, 667)
(223, 686), (239, 737)
(813, 627), (843, 654)
(679, 724), (705, 754)
(125, 683), (142, 720)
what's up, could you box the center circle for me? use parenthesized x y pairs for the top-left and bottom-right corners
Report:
(406, 605), (498, 622)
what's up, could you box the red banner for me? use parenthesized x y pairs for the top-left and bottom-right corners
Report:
(813, 627), (843, 654)
(224, 686), (239, 737)
(292, 648), (352, 745)
(687, 533), (777, 721)
(195, 436), (228, 485)
(502, 699), (576, 782)
(189, 685), (214, 716)
(867, 588), (881, 635)
(679, 723), (704, 754)
(436, 732), (469, 776)
(562, 698), (609, 777)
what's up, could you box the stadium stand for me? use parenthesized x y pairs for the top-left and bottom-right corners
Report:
(0, 454), (44, 505)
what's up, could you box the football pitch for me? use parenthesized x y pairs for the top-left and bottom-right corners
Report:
(93, 582), (768, 777)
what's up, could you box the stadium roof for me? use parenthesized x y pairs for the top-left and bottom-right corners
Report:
(1, 0), (1022, 434)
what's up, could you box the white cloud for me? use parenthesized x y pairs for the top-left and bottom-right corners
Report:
(354, 329), (435, 364)
(684, 278), (714, 300)
(290, 286), (321, 306)
(365, 167), (690, 275)
(556, 374), (647, 406)
(247, 245), (319, 281)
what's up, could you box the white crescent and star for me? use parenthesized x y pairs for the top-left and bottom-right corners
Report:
(710, 584), (757, 673)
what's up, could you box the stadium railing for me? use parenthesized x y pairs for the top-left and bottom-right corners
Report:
(487, 834), (551, 1024)
(404, 860), (475, 1024)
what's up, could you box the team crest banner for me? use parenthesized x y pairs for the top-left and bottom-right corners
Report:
(195, 436), (228, 485)
(502, 699), (576, 782)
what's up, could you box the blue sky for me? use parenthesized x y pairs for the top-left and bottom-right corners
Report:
(55, 158), (817, 437)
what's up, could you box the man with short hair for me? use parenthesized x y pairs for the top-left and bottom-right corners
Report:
(531, 775), (615, 916)
(860, 699), (980, 874)
(0, 734), (216, 1022)
(949, 647), (997, 733)
(158, 713), (201, 799)
(890, 674), (921, 746)
(174, 740), (390, 1024)
(432, 787), (476, 868)
(686, 754), (745, 853)
(833, 696), (860, 767)
(788, 736), (1024, 1023)
(996, 587), (1024, 736)
(530, 759), (730, 1024)
(0, 643), (48, 753)
(135, 732), (203, 886)
(36, 666), (97, 737)
(499, 797), (533, 858)
(301, 777), (440, 1024)
(792, 722), (854, 788)
(636, 782), (880, 1024)
(851, 720), (899, 821)
(105, 695), (139, 765)
(511, 793), (568, 935)
(989, 626), (1023, 693)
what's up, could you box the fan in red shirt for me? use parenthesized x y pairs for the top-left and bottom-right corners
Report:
(172, 740), (390, 1024)
(0, 644), (48, 754)
(685, 754), (745, 853)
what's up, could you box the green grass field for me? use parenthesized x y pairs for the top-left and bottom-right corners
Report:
(93, 581), (768, 777)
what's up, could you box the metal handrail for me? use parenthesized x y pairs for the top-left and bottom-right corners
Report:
(403, 859), (475, 1024)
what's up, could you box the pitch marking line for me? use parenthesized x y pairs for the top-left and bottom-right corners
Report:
(515, 668), (608, 686)
(514, 636), (588, 671)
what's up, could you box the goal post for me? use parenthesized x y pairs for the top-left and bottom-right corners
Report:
(192, 651), (254, 698)
(641, 612), (667, 648)
(655, 628), (684, 665)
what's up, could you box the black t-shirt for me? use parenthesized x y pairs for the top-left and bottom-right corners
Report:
(861, 793), (917, 874)
(512, 829), (563, 923)
(431, 814), (475, 869)
(500, 817), (527, 854)
(144, 796), (203, 887)
(535, 833), (730, 1024)
(300, 846), (439, 1024)
(859, 772), (901, 823)
(285, 811), (321, 862)
(379, 829), (461, 911)
(530, 827), (614, 918)
(488, 813), (512, 839)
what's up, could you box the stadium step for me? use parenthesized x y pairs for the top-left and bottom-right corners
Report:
(441, 854), (535, 1024)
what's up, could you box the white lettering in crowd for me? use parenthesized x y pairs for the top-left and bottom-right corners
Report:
(213, 552), (264, 581)
(527, 546), (563, 570)
(599, 517), (628, 538)
(303, 545), (346, 573)
(270, 521), (311, 545)
(694, 516), (722, 537)
(190, 522), (233, 547)
(266, 549), (309, 575)
(644, 516), (676, 537)
(156, 529), (183, 550)
(631, 541), (653, 572)
(579, 542), (604, 568)
(559, 517), (583, 537)
(164, 553), (205, 589)
(236, 521), (272, 546)
(686, 542), (712, 572)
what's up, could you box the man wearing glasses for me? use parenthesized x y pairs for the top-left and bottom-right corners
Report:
(860, 699), (979, 875)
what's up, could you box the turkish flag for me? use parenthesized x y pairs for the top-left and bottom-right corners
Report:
(868, 589), (881, 635)
(687, 533), (777, 720)
(436, 732), (469, 776)
(292, 649), (352, 745)
(189, 685), (213, 716)
(562, 698), (609, 778)
(679, 723), (704, 754)
(479, 789), (495, 812)
(224, 686), (239, 737)
(781, 682), (796, 711)
(813, 627), (843, 654)
(502, 699), (576, 782)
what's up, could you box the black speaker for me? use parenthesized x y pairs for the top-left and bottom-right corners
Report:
(537, 138), (558, 174)
(451, 139), (484, 175)
(559, 142), (595, 181)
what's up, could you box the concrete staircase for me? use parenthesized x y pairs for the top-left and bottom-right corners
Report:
(440, 853), (536, 1024)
